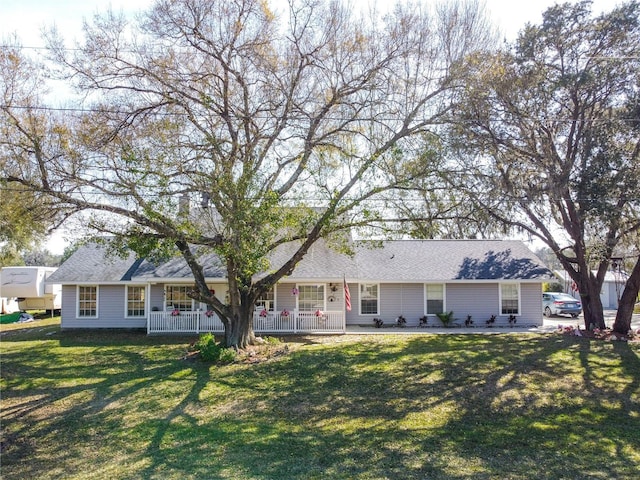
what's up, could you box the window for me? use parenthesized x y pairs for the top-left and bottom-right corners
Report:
(425, 284), (445, 314)
(127, 286), (146, 317)
(255, 287), (275, 311)
(78, 286), (97, 317)
(165, 285), (194, 311)
(500, 283), (520, 315)
(359, 283), (379, 315)
(298, 284), (325, 311)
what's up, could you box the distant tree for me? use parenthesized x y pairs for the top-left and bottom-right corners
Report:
(534, 247), (562, 272)
(59, 241), (82, 265)
(21, 247), (61, 267)
(543, 282), (565, 293)
(2, 0), (494, 348)
(0, 42), (78, 267)
(449, 0), (640, 332)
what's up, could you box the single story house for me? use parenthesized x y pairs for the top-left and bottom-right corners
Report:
(47, 239), (555, 334)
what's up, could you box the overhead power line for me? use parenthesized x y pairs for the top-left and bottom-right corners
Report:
(3, 44), (639, 60)
(2, 104), (638, 124)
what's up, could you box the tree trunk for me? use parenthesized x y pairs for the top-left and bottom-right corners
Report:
(223, 304), (255, 350)
(612, 256), (640, 334)
(564, 262), (606, 331)
(579, 278), (606, 330)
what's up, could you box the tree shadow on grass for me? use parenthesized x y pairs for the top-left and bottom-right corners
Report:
(1, 333), (203, 479)
(183, 334), (640, 479)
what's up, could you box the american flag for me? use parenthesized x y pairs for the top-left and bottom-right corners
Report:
(344, 276), (351, 311)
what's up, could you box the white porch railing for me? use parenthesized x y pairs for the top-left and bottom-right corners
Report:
(147, 310), (345, 335)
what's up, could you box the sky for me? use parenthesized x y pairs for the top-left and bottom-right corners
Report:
(1, 0), (623, 47)
(0, 0), (623, 254)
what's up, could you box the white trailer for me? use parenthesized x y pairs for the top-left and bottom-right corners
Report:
(1, 296), (20, 314)
(0, 266), (62, 312)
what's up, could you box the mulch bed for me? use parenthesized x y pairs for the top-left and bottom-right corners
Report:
(557, 325), (640, 343)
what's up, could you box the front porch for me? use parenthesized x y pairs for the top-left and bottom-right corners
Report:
(147, 310), (346, 335)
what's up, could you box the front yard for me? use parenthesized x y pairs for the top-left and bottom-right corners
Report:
(1, 320), (639, 479)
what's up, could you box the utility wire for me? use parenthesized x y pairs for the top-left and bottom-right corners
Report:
(2, 104), (638, 124)
(3, 44), (639, 60)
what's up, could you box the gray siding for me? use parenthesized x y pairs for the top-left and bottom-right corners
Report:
(446, 283), (497, 325)
(520, 283), (543, 326)
(447, 282), (542, 327)
(60, 285), (76, 328)
(345, 282), (359, 324)
(60, 284), (146, 329)
(149, 284), (165, 312)
(326, 282), (345, 312)
(276, 283), (297, 312)
(381, 283), (424, 326)
(346, 283), (424, 326)
(346, 281), (544, 328)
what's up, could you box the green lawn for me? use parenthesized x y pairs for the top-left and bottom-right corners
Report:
(1, 321), (639, 480)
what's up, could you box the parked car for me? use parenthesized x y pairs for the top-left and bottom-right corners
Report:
(542, 292), (582, 318)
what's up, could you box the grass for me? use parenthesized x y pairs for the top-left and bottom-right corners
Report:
(1, 319), (639, 479)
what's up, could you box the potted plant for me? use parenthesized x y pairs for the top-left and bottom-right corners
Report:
(396, 315), (407, 327)
(436, 311), (455, 327)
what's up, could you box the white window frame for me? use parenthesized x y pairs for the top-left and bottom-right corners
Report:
(424, 283), (446, 315)
(165, 285), (195, 312)
(358, 283), (379, 316)
(77, 285), (98, 318)
(255, 286), (276, 312)
(296, 284), (325, 312)
(499, 283), (521, 316)
(125, 285), (147, 318)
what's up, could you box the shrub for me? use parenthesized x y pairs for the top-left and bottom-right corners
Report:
(543, 282), (564, 292)
(218, 347), (237, 364)
(195, 333), (222, 362)
(194, 332), (236, 364)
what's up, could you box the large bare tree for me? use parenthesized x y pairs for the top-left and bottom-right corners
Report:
(448, 0), (640, 332)
(2, 0), (493, 347)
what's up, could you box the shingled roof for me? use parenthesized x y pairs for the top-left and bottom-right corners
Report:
(48, 238), (553, 283)
(47, 242), (142, 283)
(350, 240), (554, 282)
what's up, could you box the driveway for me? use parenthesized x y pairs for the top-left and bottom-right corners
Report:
(543, 310), (640, 330)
